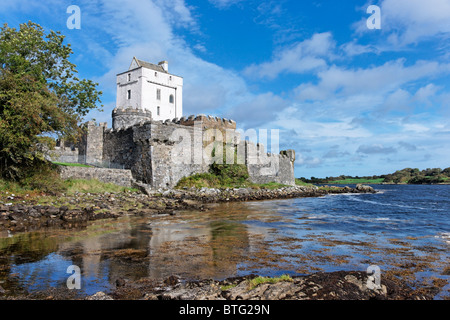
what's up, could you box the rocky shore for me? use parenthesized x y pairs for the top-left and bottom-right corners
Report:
(93, 270), (435, 300)
(0, 184), (375, 233)
(143, 183), (376, 203)
(1, 270), (435, 301)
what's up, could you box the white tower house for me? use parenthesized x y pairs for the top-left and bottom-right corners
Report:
(116, 57), (183, 121)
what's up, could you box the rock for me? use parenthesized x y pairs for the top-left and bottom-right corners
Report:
(223, 280), (250, 300)
(164, 275), (180, 286)
(121, 271), (432, 300)
(356, 184), (376, 193)
(28, 208), (41, 218)
(86, 291), (114, 300)
(344, 274), (366, 291)
(44, 206), (60, 216)
(115, 278), (126, 287)
(59, 206), (69, 213)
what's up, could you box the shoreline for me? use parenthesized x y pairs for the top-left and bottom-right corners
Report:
(0, 184), (375, 233)
(1, 184), (448, 301)
(0, 271), (437, 300)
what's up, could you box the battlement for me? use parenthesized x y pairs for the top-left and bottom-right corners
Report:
(112, 107), (153, 117)
(112, 107), (152, 130)
(162, 114), (236, 130)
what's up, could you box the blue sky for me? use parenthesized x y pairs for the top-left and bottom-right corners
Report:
(1, 0), (450, 178)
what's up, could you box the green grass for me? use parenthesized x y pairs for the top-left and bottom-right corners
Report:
(220, 284), (238, 291)
(64, 179), (139, 194)
(175, 173), (293, 190)
(295, 179), (314, 187)
(0, 179), (34, 198)
(327, 178), (385, 184)
(0, 177), (139, 203)
(52, 162), (91, 167)
(247, 275), (293, 290)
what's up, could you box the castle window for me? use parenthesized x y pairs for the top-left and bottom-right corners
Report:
(169, 94), (174, 104)
(169, 76), (172, 81)
(157, 106), (160, 116)
(127, 90), (131, 100)
(157, 89), (161, 100)
(127, 73), (131, 81)
(155, 72), (158, 77)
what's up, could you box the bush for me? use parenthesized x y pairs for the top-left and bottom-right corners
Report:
(176, 173), (221, 189)
(18, 162), (67, 194)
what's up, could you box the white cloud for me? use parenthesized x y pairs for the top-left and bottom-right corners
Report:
(296, 59), (445, 104)
(357, 144), (397, 155)
(227, 92), (290, 128)
(208, 0), (243, 9)
(154, 0), (198, 30)
(295, 153), (322, 168)
(413, 84), (441, 106)
(353, 0), (450, 48)
(381, 0), (450, 46)
(340, 40), (379, 57)
(243, 32), (335, 79)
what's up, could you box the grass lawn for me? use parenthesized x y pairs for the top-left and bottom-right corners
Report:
(63, 179), (139, 194)
(0, 177), (139, 203)
(328, 178), (385, 184)
(295, 179), (314, 187)
(52, 161), (91, 167)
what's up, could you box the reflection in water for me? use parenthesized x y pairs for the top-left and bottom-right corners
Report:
(0, 187), (449, 298)
(0, 203), (270, 296)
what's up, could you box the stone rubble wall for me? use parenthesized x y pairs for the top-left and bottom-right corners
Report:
(245, 141), (295, 186)
(58, 166), (133, 188)
(47, 146), (80, 163)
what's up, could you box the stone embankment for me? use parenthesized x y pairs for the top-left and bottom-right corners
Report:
(0, 184), (376, 232)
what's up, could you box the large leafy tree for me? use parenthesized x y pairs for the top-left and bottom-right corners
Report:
(0, 21), (102, 179)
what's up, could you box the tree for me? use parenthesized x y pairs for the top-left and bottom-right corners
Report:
(0, 21), (102, 179)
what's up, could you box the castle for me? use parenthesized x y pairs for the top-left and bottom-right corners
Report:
(54, 58), (296, 189)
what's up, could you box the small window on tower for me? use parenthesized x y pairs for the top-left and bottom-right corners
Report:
(169, 94), (174, 104)
(157, 106), (160, 116)
(127, 90), (131, 100)
(155, 72), (158, 77)
(127, 73), (131, 81)
(157, 89), (161, 100)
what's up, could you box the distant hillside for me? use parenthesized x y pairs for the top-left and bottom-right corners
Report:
(298, 167), (450, 185)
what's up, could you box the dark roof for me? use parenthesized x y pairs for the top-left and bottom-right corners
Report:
(134, 58), (168, 73)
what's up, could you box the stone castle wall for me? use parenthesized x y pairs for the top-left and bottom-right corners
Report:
(112, 107), (152, 130)
(59, 166), (133, 188)
(73, 112), (295, 189)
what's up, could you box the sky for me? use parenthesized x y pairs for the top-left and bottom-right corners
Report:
(1, 0), (450, 178)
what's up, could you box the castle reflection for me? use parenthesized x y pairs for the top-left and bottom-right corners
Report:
(0, 201), (275, 296)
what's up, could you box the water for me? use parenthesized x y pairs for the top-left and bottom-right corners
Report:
(0, 185), (449, 299)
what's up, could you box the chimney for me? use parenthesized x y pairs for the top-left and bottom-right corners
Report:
(158, 60), (168, 72)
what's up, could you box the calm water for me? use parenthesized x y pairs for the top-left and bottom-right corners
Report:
(0, 185), (449, 298)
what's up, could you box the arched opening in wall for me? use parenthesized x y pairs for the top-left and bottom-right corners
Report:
(169, 94), (174, 104)
(157, 106), (160, 116)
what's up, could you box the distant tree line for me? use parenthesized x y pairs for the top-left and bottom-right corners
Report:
(299, 167), (450, 184)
